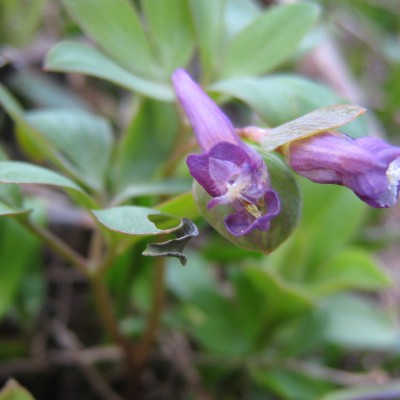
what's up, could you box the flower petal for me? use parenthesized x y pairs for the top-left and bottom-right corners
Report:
(225, 190), (281, 236)
(287, 132), (400, 208)
(172, 69), (240, 151)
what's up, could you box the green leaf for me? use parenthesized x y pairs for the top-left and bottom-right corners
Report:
(61, 0), (157, 78)
(166, 251), (217, 300)
(188, 0), (225, 81)
(0, 161), (95, 208)
(156, 191), (200, 222)
(211, 75), (365, 130)
(0, 379), (35, 400)
(45, 42), (174, 101)
(219, 3), (319, 78)
(262, 104), (366, 151)
(0, 83), (59, 160)
(93, 206), (172, 236)
(0, 216), (41, 319)
(8, 69), (90, 110)
(193, 153), (300, 253)
(319, 382), (400, 400)
(112, 179), (191, 205)
(141, 0), (194, 74)
(252, 368), (332, 400)
(309, 248), (391, 296)
(25, 109), (113, 191)
(224, 0), (260, 40)
(0, 202), (29, 217)
(183, 266), (313, 355)
(143, 218), (198, 266)
(321, 294), (400, 350)
(113, 98), (178, 190)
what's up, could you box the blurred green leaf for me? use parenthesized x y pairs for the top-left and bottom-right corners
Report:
(0, 379), (35, 400)
(0, 83), (56, 160)
(309, 248), (391, 296)
(224, 0), (260, 40)
(61, 0), (157, 78)
(113, 98), (178, 190)
(0, 202), (29, 217)
(112, 179), (191, 205)
(211, 75), (366, 133)
(156, 191), (200, 222)
(319, 381), (400, 400)
(271, 179), (368, 282)
(0, 161), (95, 208)
(45, 42), (174, 101)
(0, 0), (48, 47)
(219, 3), (319, 78)
(182, 265), (313, 355)
(0, 216), (41, 320)
(142, 0), (194, 75)
(166, 251), (217, 300)
(322, 294), (400, 351)
(194, 154), (300, 253)
(188, 0), (225, 81)
(252, 368), (332, 400)
(8, 70), (90, 110)
(262, 105), (366, 151)
(25, 109), (113, 192)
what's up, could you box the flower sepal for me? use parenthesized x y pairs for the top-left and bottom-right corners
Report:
(193, 154), (301, 253)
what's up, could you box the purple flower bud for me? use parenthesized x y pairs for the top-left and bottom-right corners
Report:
(286, 131), (400, 208)
(172, 69), (280, 236)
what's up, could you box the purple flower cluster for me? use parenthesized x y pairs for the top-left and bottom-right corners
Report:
(172, 69), (280, 236)
(172, 69), (400, 238)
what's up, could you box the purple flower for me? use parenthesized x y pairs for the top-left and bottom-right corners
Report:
(285, 131), (400, 208)
(172, 69), (280, 236)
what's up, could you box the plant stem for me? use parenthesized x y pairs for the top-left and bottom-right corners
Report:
(133, 257), (166, 367)
(19, 216), (89, 276)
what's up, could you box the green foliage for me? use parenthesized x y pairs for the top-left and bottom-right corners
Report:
(219, 3), (320, 78)
(0, 380), (35, 400)
(0, 0), (399, 398)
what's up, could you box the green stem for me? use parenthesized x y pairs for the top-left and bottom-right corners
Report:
(133, 257), (165, 367)
(19, 216), (89, 276)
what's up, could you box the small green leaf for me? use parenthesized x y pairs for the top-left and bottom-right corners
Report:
(45, 42), (174, 101)
(319, 382), (400, 400)
(261, 104), (366, 151)
(0, 379), (35, 400)
(112, 179), (191, 205)
(93, 206), (168, 236)
(193, 154), (301, 253)
(142, 0), (194, 74)
(25, 109), (113, 191)
(252, 368), (332, 400)
(0, 161), (95, 208)
(220, 3), (319, 78)
(61, 0), (157, 78)
(143, 218), (199, 266)
(309, 248), (391, 296)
